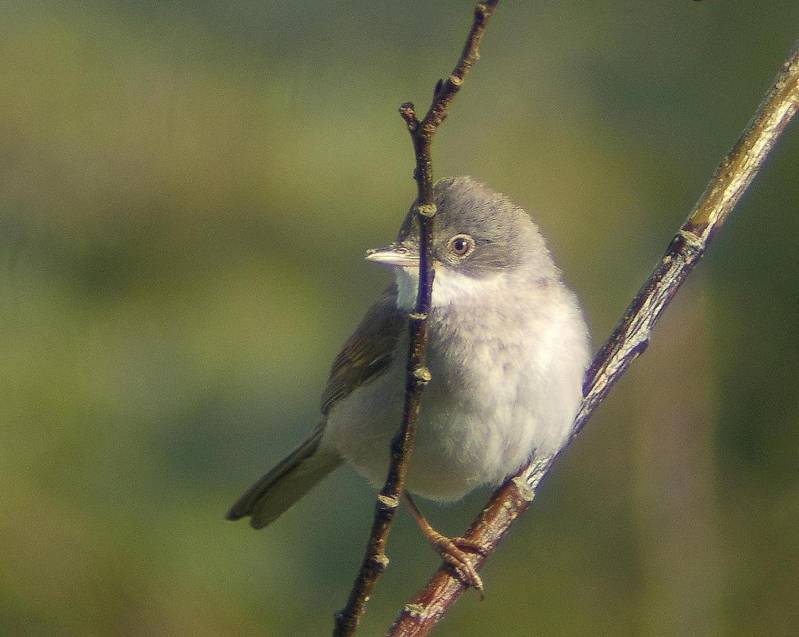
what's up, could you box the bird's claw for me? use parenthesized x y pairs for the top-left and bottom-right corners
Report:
(430, 534), (487, 597)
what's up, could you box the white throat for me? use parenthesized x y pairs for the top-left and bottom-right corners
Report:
(394, 265), (520, 311)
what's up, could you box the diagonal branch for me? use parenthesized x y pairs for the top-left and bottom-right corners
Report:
(332, 3), (501, 636)
(388, 37), (799, 637)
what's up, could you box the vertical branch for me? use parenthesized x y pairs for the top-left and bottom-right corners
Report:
(333, 3), (501, 636)
(388, 38), (799, 637)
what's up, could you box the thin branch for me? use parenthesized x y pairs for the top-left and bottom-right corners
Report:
(388, 37), (799, 637)
(332, 3), (501, 636)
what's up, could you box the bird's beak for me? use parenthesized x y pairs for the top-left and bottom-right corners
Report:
(365, 244), (420, 268)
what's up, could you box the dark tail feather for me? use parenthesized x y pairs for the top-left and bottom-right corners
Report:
(226, 426), (341, 529)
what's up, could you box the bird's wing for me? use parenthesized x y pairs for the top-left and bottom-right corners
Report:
(320, 283), (406, 415)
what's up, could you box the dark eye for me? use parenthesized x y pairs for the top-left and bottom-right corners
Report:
(448, 234), (475, 258)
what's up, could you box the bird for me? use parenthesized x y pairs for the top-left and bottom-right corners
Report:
(227, 176), (590, 592)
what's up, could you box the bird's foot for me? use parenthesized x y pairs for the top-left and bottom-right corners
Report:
(426, 531), (487, 597)
(403, 492), (488, 596)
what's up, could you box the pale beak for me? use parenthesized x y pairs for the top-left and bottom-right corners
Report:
(365, 245), (420, 268)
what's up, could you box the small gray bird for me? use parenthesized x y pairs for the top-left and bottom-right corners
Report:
(227, 177), (590, 591)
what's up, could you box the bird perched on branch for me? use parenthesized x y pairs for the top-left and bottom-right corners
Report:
(227, 177), (590, 592)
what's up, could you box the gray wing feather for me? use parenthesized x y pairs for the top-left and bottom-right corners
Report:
(227, 283), (404, 528)
(226, 423), (341, 528)
(320, 283), (405, 415)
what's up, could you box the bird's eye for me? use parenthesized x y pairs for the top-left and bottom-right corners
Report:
(448, 234), (475, 258)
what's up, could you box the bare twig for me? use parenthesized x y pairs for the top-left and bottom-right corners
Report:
(388, 38), (799, 637)
(332, 3), (501, 636)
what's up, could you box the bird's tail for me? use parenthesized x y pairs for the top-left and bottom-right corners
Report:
(226, 425), (341, 529)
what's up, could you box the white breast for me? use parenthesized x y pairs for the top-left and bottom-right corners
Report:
(321, 267), (590, 502)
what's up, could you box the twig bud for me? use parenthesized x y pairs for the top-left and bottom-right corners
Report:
(403, 603), (426, 619)
(413, 366), (432, 384)
(378, 494), (400, 509)
(414, 203), (437, 218)
(511, 476), (535, 502)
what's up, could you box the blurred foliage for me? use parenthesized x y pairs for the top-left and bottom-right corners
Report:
(1, 1), (798, 635)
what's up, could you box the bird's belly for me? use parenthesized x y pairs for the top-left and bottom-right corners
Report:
(322, 372), (508, 501)
(320, 336), (575, 502)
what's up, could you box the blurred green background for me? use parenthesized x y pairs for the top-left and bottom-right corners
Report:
(1, 1), (797, 635)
